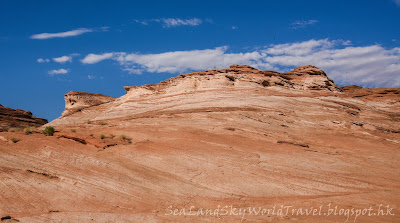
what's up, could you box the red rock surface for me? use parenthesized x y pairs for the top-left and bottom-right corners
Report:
(0, 65), (399, 222)
(0, 105), (47, 132)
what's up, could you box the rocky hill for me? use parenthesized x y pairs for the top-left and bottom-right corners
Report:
(0, 65), (399, 222)
(0, 105), (47, 132)
(49, 65), (348, 126)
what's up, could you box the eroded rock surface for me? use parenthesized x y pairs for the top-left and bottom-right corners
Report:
(123, 65), (341, 97)
(1, 65), (399, 222)
(62, 91), (116, 117)
(0, 104), (47, 131)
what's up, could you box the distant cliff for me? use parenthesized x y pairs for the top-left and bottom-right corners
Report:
(0, 104), (47, 131)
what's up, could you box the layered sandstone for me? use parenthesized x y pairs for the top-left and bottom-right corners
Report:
(1, 65), (399, 222)
(62, 91), (116, 117)
(0, 104), (47, 131)
(123, 64), (341, 95)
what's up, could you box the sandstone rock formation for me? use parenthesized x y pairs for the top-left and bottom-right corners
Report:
(0, 104), (47, 131)
(1, 65), (399, 222)
(62, 91), (116, 117)
(342, 85), (400, 102)
(285, 64), (327, 76)
(124, 64), (340, 96)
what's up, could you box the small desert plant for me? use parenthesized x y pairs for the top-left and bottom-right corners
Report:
(8, 128), (20, 132)
(100, 122), (108, 125)
(100, 134), (105, 139)
(24, 128), (31, 135)
(71, 129), (76, 133)
(42, 126), (55, 136)
(9, 137), (20, 143)
(109, 134), (115, 139)
(119, 134), (128, 140)
(24, 127), (36, 135)
(119, 134), (132, 144)
(86, 120), (92, 124)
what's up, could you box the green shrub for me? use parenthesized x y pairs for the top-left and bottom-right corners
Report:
(100, 122), (108, 125)
(71, 129), (76, 133)
(42, 126), (55, 136)
(109, 134), (115, 139)
(10, 137), (20, 143)
(100, 134), (105, 139)
(24, 127), (36, 135)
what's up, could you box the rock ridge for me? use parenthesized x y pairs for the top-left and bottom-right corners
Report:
(124, 65), (341, 95)
(0, 105), (48, 131)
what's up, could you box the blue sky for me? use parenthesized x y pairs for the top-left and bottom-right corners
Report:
(1, 0), (400, 121)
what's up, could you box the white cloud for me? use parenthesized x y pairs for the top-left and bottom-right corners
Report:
(88, 75), (95, 79)
(232, 26), (238, 30)
(264, 39), (335, 56)
(100, 26), (110, 31)
(37, 58), (50, 63)
(48, 69), (68, 75)
(30, 28), (93, 39)
(81, 53), (114, 64)
(394, 0), (400, 6)
(135, 18), (202, 28)
(160, 18), (202, 27)
(53, 55), (72, 63)
(261, 40), (400, 87)
(81, 39), (400, 87)
(112, 47), (268, 74)
(291, 20), (318, 29)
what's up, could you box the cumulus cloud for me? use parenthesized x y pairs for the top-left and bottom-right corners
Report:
(394, 0), (400, 6)
(30, 28), (93, 39)
(115, 47), (268, 73)
(264, 39), (335, 56)
(291, 20), (318, 29)
(81, 39), (400, 87)
(37, 58), (50, 63)
(82, 47), (268, 74)
(135, 18), (202, 28)
(81, 53), (114, 64)
(261, 40), (400, 87)
(53, 55), (72, 63)
(48, 69), (68, 75)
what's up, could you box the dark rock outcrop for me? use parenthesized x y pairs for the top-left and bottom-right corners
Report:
(0, 105), (48, 131)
